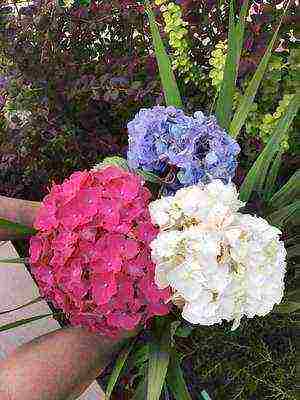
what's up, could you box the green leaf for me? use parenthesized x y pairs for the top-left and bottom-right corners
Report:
(0, 219), (36, 236)
(167, 355), (192, 400)
(215, 0), (237, 129)
(0, 257), (26, 264)
(235, 0), (250, 69)
(135, 169), (161, 183)
(0, 296), (43, 316)
(0, 313), (54, 333)
(239, 94), (300, 202)
(273, 302), (300, 314)
(287, 245), (300, 260)
(147, 324), (171, 400)
(132, 380), (147, 400)
(230, 6), (288, 138)
(263, 149), (283, 202)
(97, 156), (129, 171)
(106, 339), (135, 399)
(268, 170), (300, 210)
(145, 1), (183, 108)
(267, 201), (300, 229)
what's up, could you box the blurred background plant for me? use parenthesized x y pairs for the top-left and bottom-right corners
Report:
(0, 1), (299, 399)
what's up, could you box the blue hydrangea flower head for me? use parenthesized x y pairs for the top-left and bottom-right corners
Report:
(127, 106), (240, 192)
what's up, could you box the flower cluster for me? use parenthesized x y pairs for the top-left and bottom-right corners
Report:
(29, 166), (171, 337)
(127, 106), (240, 192)
(209, 40), (227, 89)
(149, 180), (286, 330)
(260, 94), (292, 151)
(156, 0), (195, 83)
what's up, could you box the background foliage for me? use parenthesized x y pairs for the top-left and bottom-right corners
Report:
(0, 1), (299, 399)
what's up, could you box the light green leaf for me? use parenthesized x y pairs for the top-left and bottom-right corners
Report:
(230, 6), (288, 138)
(147, 324), (171, 400)
(200, 390), (213, 400)
(106, 339), (135, 399)
(269, 170), (300, 210)
(135, 169), (161, 183)
(167, 355), (192, 400)
(97, 156), (129, 171)
(0, 257), (26, 264)
(267, 201), (300, 229)
(273, 302), (300, 314)
(0, 218), (36, 236)
(0, 296), (43, 316)
(239, 94), (300, 202)
(215, 0), (237, 129)
(145, 1), (183, 108)
(0, 313), (54, 333)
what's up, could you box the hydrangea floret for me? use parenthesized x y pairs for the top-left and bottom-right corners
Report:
(127, 106), (240, 192)
(29, 166), (171, 337)
(149, 180), (286, 330)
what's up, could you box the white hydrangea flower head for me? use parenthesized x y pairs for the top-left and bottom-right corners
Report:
(149, 180), (286, 330)
(149, 180), (244, 231)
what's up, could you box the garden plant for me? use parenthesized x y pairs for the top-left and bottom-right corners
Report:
(0, 1), (299, 399)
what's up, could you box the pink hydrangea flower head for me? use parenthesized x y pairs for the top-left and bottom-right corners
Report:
(30, 166), (171, 337)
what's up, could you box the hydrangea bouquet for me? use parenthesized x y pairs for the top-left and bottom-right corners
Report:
(0, 1), (298, 399)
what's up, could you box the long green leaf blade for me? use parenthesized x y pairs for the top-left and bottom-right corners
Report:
(230, 7), (288, 138)
(0, 296), (43, 316)
(106, 339), (135, 399)
(267, 200), (300, 229)
(0, 257), (26, 264)
(167, 355), (192, 400)
(240, 94), (300, 202)
(0, 313), (53, 333)
(269, 170), (300, 210)
(263, 149), (283, 201)
(145, 1), (183, 108)
(147, 325), (171, 400)
(0, 218), (36, 236)
(273, 302), (300, 314)
(215, 0), (237, 129)
(235, 0), (250, 68)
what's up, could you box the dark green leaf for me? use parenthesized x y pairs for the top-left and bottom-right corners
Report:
(215, 0), (237, 129)
(132, 379), (147, 400)
(167, 355), (192, 400)
(0, 296), (43, 316)
(230, 6), (288, 138)
(267, 201), (300, 229)
(135, 169), (161, 183)
(106, 339), (135, 399)
(263, 149), (283, 202)
(287, 245), (300, 260)
(269, 170), (300, 210)
(145, 1), (183, 108)
(240, 94), (300, 202)
(0, 313), (53, 333)
(0, 219), (36, 236)
(147, 324), (171, 400)
(273, 302), (300, 314)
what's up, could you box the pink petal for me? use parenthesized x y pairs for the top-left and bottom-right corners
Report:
(107, 311), (141, 330)
(92, 273), (117, 305)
